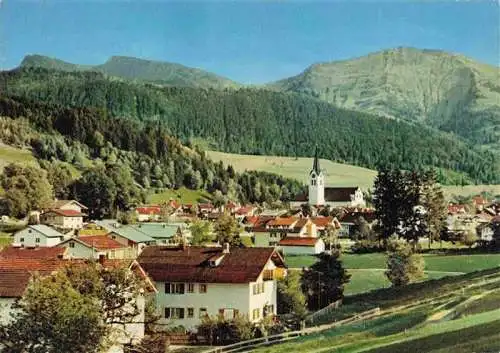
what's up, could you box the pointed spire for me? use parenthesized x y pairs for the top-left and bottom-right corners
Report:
(312, 146), (320, 174)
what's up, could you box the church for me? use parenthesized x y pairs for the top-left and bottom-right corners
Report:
(290, 148), (366, 208)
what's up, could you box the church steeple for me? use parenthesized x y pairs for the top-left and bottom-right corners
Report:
(311, 146), (321, 175)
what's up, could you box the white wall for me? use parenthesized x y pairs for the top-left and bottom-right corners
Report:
(280, 241), (324, 255)
(13, 228), (63, 248)
(0, 298), (16, 325)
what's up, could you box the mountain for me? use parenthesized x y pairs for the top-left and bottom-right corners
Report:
(268, 47), (500, 150)
(1, 67), (497, 184)
(20, 54), (240, 89)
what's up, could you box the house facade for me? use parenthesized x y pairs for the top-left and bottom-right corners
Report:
(12, 224), (67, 248)
(40, 200), (87, 230)
(137, 245), (286, 330)
(57, 235), (136, 259)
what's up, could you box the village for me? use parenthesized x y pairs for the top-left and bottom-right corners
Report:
(0, 153), (499, 353)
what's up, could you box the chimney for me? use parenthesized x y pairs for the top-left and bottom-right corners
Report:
(223, 243), (230, 254)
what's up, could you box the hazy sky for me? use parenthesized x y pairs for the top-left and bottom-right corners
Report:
(1, 1), (499, 83)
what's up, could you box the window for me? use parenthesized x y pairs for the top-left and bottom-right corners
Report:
(187, 308), (194, 318)
(165, 283), (185, 294)
(164, 307), (185, 319)
(187, 283), (194, 293)
(69, 242), (75, 248)
(252, 308), (260, 320)
(199, 284), (207, 293)
(252, 282), (265, 295)
(199, 308), (208, 318)
(35, 238), (40, 243)
(20, 237), (24, 242)
(28, 229), (32, 233)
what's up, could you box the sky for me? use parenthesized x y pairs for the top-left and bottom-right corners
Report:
(1, 1), (499, 84)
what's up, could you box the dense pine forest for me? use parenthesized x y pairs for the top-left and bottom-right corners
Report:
(0, 67), (498, 184)
(0, 94), (303, 217)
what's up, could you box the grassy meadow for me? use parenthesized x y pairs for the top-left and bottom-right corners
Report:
(253, 268), (500, 353)
(285, 252), (500, 295)
(147, 187), (212, 205)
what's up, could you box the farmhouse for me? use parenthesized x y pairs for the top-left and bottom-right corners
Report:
(12, 224), (67, 248)
(41, 200), (87, 230)
(291, 148), (365, 208)
(135, 205), (162, 222)
(137, 245), (286, 330)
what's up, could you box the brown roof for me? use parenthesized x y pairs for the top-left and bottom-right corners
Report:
(137, 246), (285, 283)
(278, 237), (319, 247)
(51, 200), (87, 210)
(0, 246), (66, 259)
(324, 187), (359, 202)
(78, 236), (126, 250)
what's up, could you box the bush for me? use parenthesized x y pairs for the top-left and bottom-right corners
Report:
(351, 239), (386, 254)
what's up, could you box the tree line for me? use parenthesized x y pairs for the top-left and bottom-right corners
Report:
(0, 67), (497, 184)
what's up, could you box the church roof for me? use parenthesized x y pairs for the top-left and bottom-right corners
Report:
(311, 147), (321, 175)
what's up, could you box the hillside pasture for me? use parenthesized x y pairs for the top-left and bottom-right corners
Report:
(147, 187), (212, 205)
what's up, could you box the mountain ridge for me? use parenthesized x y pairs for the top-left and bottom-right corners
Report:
(20, 54), (240, 89)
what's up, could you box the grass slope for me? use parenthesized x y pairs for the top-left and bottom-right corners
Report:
(254, 268), (500, 353)
(207, 151), (377, 190)
(147, 187), (212, 205)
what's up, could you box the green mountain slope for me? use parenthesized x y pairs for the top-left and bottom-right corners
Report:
(0, 67), (498, 184)
(20, 54), (240, 89)
(269, 47), (500, 150)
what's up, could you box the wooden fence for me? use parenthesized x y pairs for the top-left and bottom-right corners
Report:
(200, 307), (380, 353)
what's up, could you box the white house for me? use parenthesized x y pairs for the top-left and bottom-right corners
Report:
(13, 224), (67, 248)
(278, 237), (325, 256)
(137, 245), (287, 331)
(135, 206), (162, 222)
(290, 149), (365, 208)
(40, 200), (87, 230)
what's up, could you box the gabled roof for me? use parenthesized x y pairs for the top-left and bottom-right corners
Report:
(268, 217), (297, 227)
(0, 257), (155, 297)
(93, 220), (155, 243)
(136, 206), (162, 215)
(0, 246), (66, 259)
(77, 236), (126, 250)
(44, 209), (85, 217)
(448, 204), (467, 214)
(138, 246), (285, 284)
(311, 216), (340, 229)
(52, 200), (88, 210)
(132, 223), (179, 239)
(236, 206), (254, 215)
(19, 224), (65, 238)
(278, 237), (319, 247)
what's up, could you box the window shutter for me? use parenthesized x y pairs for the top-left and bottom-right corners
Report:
(165, 283), (171, 293)
(179, 308), (185, 319)
(234, 310), (239, 318)
(219, 309), (224, 317)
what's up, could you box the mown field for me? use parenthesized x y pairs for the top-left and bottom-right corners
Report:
(208, 150), (500, 198)
(253, 268), (500, 353)
(207, 150), (377, 190)
(147, 187), (212, 205)
(285, 252), (500, 295)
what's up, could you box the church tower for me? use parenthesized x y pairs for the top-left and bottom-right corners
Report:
(308, 147), (325, 206)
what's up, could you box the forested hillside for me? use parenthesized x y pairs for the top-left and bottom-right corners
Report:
(0, 67), (498, 184)
(0, 95), (303, 218)
(20, 54), (239, 89)
(269, 47), (500, 150)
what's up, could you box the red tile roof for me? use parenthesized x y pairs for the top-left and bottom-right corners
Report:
(45, 209), (84, 217)
(278, 237), (319, 247)
(268, 217), (297, 227)
(0, 258), (152, 297)
(136, 206), (162, 215)
(448, 204), (466, 214)
(236, 206), (254, 215)
(0, 246), (65, 259)
(311, 216), (333, 228)
(137, 246), (285, 283)
(78, 236), (126, 250)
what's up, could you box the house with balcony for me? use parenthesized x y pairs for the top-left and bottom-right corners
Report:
(137, 245), (286, 330)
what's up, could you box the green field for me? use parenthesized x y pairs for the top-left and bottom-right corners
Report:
(285, 252), (500, 295)
(207, 150), (500, 197)
(147, 187), (212, 205)
(254, 268), (500, 353)
(0, 145), (38, 168)
(207, 151), (377, 190)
